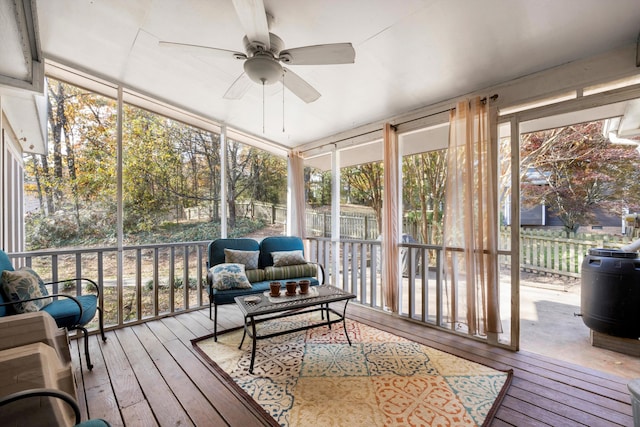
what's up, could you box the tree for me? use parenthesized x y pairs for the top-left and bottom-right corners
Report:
(226, 141), (256, 228)
(403, 150), (447, 243)
(521, 121), (640, 235)
(342, 162), (384, 235)
(249, 150), (287, 204)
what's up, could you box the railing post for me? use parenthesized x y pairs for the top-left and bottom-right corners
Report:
(323, 213), (328, 237)
(364, 216), (368, 240)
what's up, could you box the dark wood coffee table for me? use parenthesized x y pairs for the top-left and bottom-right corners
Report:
(234, 284), (356, 373)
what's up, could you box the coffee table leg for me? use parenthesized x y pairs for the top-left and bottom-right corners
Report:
(249, 317), (257, 374)
(239, 317), (248, 349)
(342, 300), (352, 346)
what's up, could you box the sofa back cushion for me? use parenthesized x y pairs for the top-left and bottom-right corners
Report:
(208, 238), (260, 268)
(0, 250), (15, 317)
(259, 236), (305, 268)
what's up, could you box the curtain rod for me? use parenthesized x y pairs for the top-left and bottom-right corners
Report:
(398, 94), (498, 128)
(301, 94), (498, 155)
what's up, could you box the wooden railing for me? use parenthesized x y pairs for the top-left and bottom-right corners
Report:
(12, 229), (626, 344)
(9, 238), (460, 337)
(8, 242), (210, 332)
(307, 237), (453, 328)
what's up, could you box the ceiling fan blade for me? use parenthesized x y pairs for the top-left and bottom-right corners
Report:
(159, 41), (246, 60)
(223, 73), (252, 100)
(283, 67), (321, 103)
(279, 43), (355, 65)
(232, 0), (270, 50)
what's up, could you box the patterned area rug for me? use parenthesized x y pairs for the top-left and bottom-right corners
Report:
(192, 313), (512, 427)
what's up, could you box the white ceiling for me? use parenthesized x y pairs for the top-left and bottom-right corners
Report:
(28, 0), (640, 150)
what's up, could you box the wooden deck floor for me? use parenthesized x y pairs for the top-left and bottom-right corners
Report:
(70, 303), (635, 426)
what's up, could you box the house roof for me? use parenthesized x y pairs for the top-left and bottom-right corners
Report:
(2, 0), (640, 154)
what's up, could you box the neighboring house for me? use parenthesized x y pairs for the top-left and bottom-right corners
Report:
(521, 204), (624, 235)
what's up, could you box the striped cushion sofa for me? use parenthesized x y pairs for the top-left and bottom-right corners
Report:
(206, 236), (324, 340)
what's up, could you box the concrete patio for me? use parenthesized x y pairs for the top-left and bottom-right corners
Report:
(519, 273), (640, 380)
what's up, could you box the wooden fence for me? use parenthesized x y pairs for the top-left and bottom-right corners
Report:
(505, 228), (632, 278)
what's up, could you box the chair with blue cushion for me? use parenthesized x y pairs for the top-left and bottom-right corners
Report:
(0, 250), (106, 370)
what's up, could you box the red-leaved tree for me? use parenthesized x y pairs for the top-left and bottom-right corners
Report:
(521, 121), (640, 236)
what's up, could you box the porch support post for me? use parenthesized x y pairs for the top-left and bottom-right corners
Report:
(220, 125), (227, 238)
(331, 146), (340, 287)
(116, 85), (124, 326)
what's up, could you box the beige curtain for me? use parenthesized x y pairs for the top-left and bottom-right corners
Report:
(443, 97), (502, 335)
(382, 123), (400, 313)
(288, 150), (306, 238)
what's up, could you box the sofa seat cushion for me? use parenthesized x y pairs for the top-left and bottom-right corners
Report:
(211, 280), (271, 305)
(265, 263), (317, 281)
(42, 294), (97, 328)
(211, 278), (320, 305)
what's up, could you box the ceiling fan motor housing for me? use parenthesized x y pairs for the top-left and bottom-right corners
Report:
(242, 33), (285, 57)
(242, 33), (286, 85)
(243, 54), (283, 84)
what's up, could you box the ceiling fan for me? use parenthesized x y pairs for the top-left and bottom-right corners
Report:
(159, 0), (356, 103)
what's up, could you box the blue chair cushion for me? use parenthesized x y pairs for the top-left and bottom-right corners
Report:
(258, 236), (305, 268)
(0, 250), (15, 317)
(42, 294), (98, 328)
(76, 419), (111, 426)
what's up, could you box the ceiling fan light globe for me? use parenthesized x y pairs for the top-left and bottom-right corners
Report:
(244, 55), (282, 85)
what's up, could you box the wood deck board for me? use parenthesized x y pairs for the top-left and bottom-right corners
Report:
(69, 340), (88, 421)
(506, 383), (620, 427)
(82, 335), (124, 426)
(98, 331), (145, 409)
(156, 315), (275, 426)
(120, 400), (158, 427)
(114, 327), (195, 427)
(130, 323), (227, 427)
(68, 303), (633, 426)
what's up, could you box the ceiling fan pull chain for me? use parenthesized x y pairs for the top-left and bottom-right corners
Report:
(282, 72), (285, 132)
(262, 81), (265, 134)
